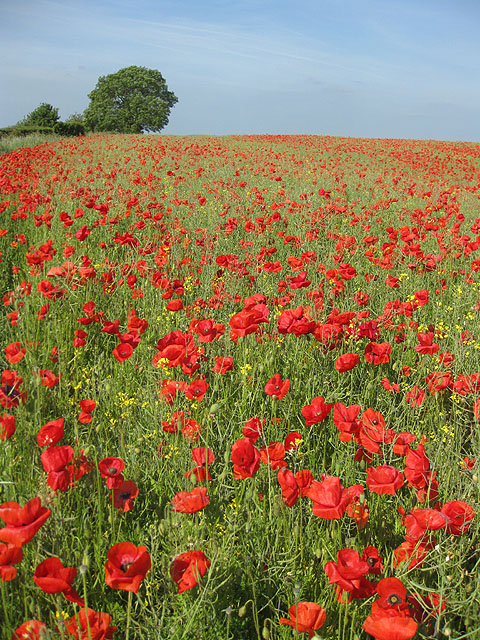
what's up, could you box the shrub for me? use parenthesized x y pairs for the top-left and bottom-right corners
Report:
(54, 121), (85, 136)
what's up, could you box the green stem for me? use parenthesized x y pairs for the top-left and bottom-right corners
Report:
(125, 591), (133, 640)
(95, 464), (103, 562)
(1, 581), (10, 633)
(82, 571), (93, 640)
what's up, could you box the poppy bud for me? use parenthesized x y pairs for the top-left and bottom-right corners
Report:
(238, 601), (250, 617)
(80, 549), (90, 573)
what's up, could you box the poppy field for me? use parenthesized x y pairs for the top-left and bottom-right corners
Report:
(1, 133), (480, 639)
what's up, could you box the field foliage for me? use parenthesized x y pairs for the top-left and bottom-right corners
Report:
(0, 134), (480, 640)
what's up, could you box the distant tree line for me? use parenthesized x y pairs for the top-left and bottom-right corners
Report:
(1, 66), (178, 138)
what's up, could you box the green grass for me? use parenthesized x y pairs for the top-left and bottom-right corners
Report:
(0, 132), (63, 155)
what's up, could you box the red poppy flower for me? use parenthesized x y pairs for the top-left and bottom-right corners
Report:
(37, 369), (60, 388)
(162, 411), (184, 434)
(242, 416), (265, 442)
(284, 431), (303, 451)
(264, 374), (290, 400)
(181, 417), (201, 441)
(392, 432), (416, 455)
(347, 497), (370, 529)
(0, 497), (51, 546)
(78, 399), (96, 424)
(357, 409), (394, 453)
(279, 602), (326, 637)
(213, 356), (234, 374)
(403, 508), (450, 541)
(11, 620), (47, 640)
(0, 414), (15, 440)
(153, 330), (195, 368)
(231, 438), (261, 479)
(313, 322), (342, 349)
(376, 577), (408, 610)
(414, 289), (429, 307)
(277, 468), (299, 507)
(166, 299), (183, 311)
(172, 487), (209, 513)
(40, 445), (74, 472)
(362, 546), (384, 575)
(354, 290), (370, 305)
(170, 550), (211, 593)
(324, 548), (370, 592)
(4, 342), (26, 365)
(112, 343), (133, 363)
(404, 445), (430, 488)
(441, 500), (475, 536)
(287, 270), (311, 289)
(65, 608), (117, 639)
(98, 457), (125, 489)
(381, 377), (400, 393)
(111, 480), (139, 512)
(102, 320), (120, 336)
(37, 418), (64, 446)
(335, 353), (360, 372)
(73, 330), (87, 348)
(179, 348), (203, 377)
(105, 542), (151, 593)
(0, 542), (23, 581)
(33, 557), (84, 605)
(82, 300), (96, 317)
(393, 539), (432, 570)
(460, 330), (475, 345)
(295, 469), (314, 496)
(405, 385), (425, 408)
(260, 441), (287, 469)
(277, 306), (315, 336)
(332, 403), (361, 441)
(0, 369), (27, 408)
(416, 470), (438, 499)
(366, 465), (404, 495)
(364, 341), (392, 365)
(306, 476), (363, 519)
(425, 370), (452, 394)
(415, 332), (439, 355)
(362, 608), (418, 640)
(185, 447), (215, 481)
(191, 319), (225, 343)
(302, 396), (333, 427)
(184, 378), (209, 402)
(454, 373), (480, 396)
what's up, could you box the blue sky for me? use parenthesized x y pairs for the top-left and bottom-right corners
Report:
(1, 0), (480, 140)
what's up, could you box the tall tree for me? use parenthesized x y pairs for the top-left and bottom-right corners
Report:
(84, 66), (178, 134)
(22, 103), (59, 128)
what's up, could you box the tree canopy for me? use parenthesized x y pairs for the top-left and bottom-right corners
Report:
(21, 103), (60, 128)
(83, 66), (178, 134)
